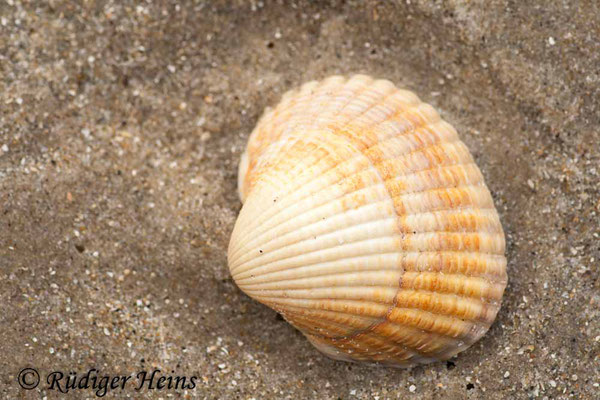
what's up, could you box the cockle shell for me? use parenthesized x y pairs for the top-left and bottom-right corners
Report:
(228, 75), (507, 367)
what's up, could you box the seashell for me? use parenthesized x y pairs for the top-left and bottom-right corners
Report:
(228, 75), (507, 367)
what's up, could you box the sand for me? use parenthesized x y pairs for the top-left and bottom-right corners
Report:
(1, 1), (598, 399)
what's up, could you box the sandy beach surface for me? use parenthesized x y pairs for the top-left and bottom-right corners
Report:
(1, 1), (598, 398)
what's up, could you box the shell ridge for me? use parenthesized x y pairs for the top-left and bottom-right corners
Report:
(230, 153), (478, 260)
(235, 252), (507, 285)
(237, 270), (504, 301)
(251, 290), (496, 324)
(234, 122), (458, 236)
(240, 282), (503, 310)
(233, 101), (443, 247)
(260, 297), (488, 342)
(278, 306), (457, 362)
(230, 138), (472, 260)
(277, 303), (468, 351)
(230, 183), (497, 269)
(233, 217), (503, 277)
(242, 76), (375, 189)
(324, 271), (404, 343)
(241, 76), (416, 200)
(282, 309), (428, 363)
(231, 213), (503, 277)
(232, 233), (505, 284)
(244, 134), (330, 197)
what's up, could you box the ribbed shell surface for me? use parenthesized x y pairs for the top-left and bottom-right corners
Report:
(228, 75), (507, 367)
